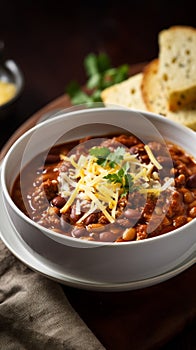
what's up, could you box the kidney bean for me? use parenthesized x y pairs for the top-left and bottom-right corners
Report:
(124, 208), (140, 220)
(117, 218), (131, 227)
(84, 213), (98, 225)
(187, 174), (196, 188)
(99, 231), (115, 242)
(72, 227), (86, 238)
(52, 195), (66, 208)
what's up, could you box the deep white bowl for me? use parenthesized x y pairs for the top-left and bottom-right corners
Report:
(1, 107), (196, 283)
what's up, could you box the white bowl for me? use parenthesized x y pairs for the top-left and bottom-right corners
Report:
(1, 107), (196, 283)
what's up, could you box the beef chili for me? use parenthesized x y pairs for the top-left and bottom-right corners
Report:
(11, 134), (196, 242)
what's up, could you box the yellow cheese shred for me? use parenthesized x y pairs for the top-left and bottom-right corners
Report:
(60, 179), (83, 213)
(144, 145), (163, 170)
(59, 143), (169, 224)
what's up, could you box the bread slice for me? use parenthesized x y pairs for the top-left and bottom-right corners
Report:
(101, 73), (147, 110)
(141, 59), (196, 130)
(158, 26), (196, 111)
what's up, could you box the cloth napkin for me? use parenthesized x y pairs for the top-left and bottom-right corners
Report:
(0, 240), (105, 350)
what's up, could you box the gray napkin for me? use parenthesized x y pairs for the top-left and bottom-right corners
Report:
(0, 241), (105, 350)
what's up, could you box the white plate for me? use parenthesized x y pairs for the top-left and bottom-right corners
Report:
(0, 188), (195, 291)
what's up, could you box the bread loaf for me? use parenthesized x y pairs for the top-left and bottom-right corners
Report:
(158, 26), (196, 111)
(101, 25), (196, 130)
(142, 59), (167, 115)
(141, 59), (196, 130)
(101, 73), (147, 110)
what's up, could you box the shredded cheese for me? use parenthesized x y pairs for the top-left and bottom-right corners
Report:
(144, 145), (163, 170)
(60, 179), (83, 213)
(58, 142), (173, 225)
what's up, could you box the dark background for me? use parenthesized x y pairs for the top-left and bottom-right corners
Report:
(1, 0), (196, 147)
(0, 1), (195, 349)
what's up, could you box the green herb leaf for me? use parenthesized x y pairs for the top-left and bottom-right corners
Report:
(86, 72), (101, 90)
(104, 167), (135, 197)
(104, 173), (122, 184)
(90, 146), (126, 168)
(66, 81), (80, 98)
(66, 52), (130, 105)
(107, 147), (125, 167)
(84, 53), (99, 77)
(97, 52), (111, 73)
(90, 89), (102, 102)
(89, 147), (110, 166)
(71, 90), (92, 105)
(89, 147), (110, 158)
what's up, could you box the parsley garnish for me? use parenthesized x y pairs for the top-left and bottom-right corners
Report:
(90, 146), (126, 167)
(90, 146), (135, 196)
(89, 147), (110, 166)
(104, 168), (134, 197)
(66, 52), (129, 105)
(107, 147), (126, 168)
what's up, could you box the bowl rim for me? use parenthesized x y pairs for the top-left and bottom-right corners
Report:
(1, 106), (196, 247)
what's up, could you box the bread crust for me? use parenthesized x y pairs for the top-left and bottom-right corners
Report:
(101, 73), (147, 110)
(101, 25), (196, 130)
(141, 58), (196, 130)
(158, 25), (196, 111)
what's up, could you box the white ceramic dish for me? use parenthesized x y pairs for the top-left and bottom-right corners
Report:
(1, 107), (196, 284)
(0, 187), (195, 291)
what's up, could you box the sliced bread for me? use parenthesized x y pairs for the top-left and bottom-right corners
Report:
(101, 73), (147, 110)
(158, 25), (196, 111)
(141, 59), (196, 130)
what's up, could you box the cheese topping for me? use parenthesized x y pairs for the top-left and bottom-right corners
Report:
(58, 144), (172, 224)
(144, 145), (163, 170)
